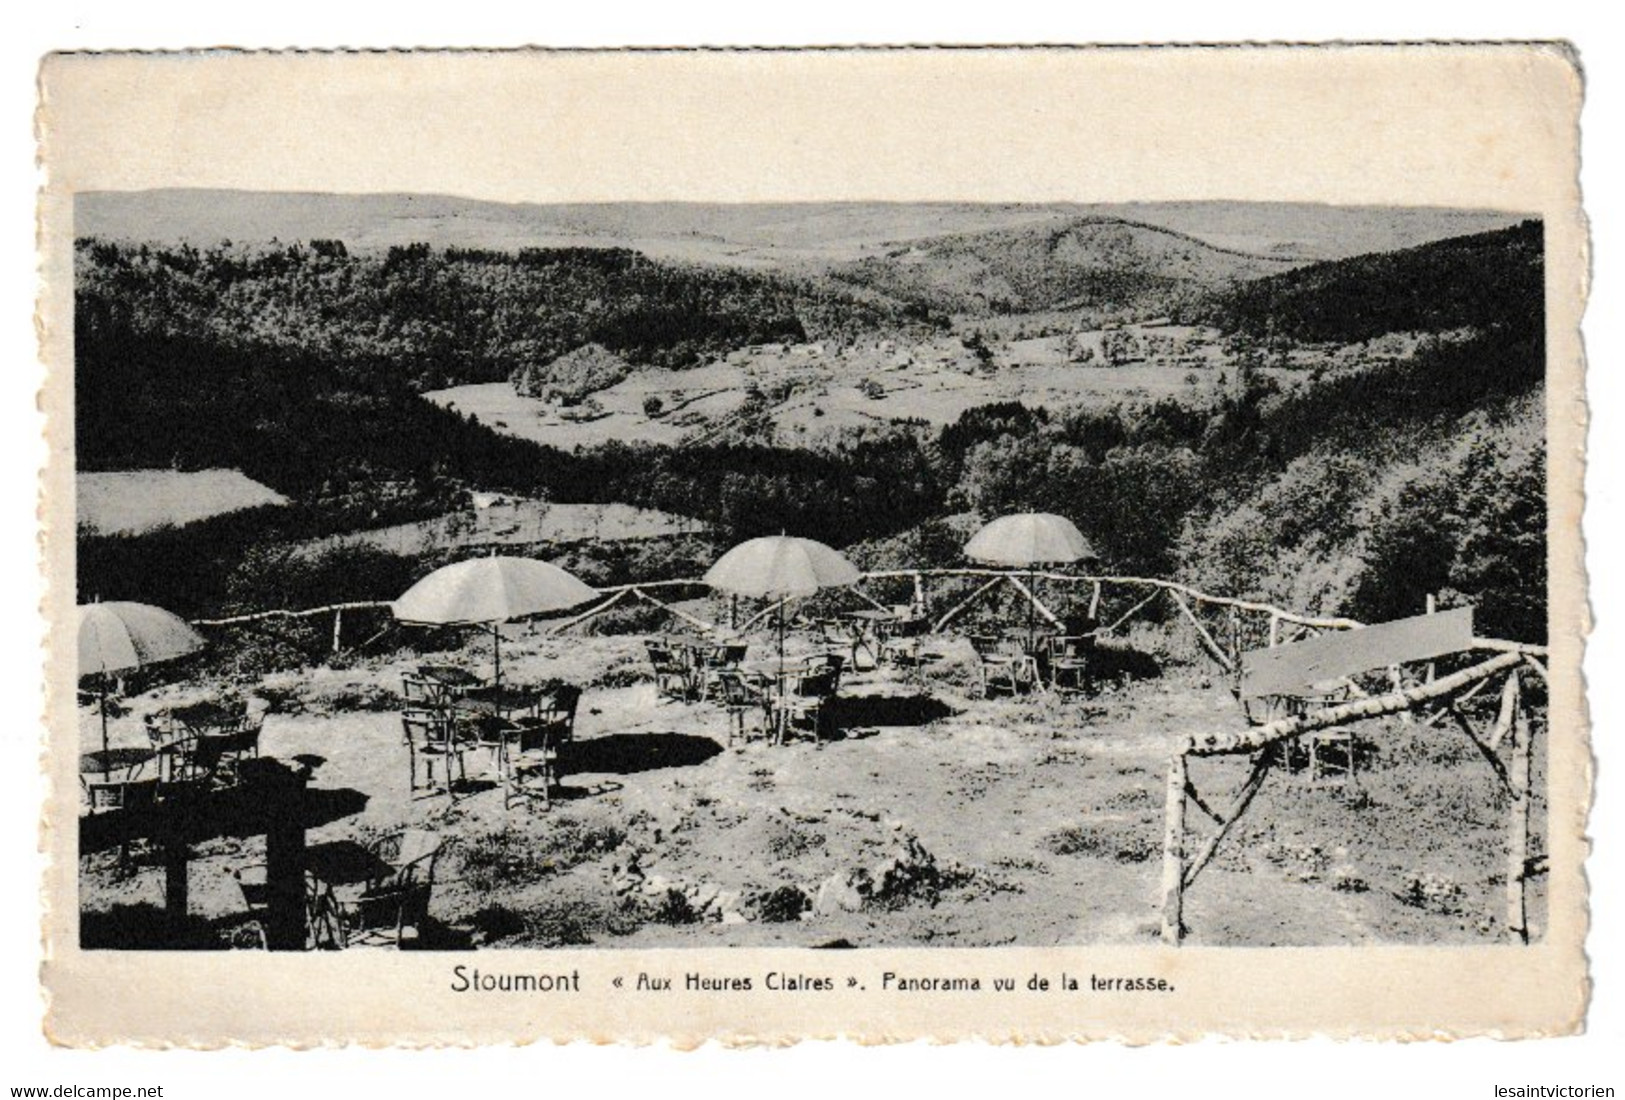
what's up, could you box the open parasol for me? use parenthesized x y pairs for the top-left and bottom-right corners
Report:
(391, 556), (597, 688)
(964, 513), (1095, 647)
(703, 535), (860, 674)
(77, 600), (206, 759)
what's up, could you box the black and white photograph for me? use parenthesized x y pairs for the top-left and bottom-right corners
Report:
(27, 42), (1595, 1054)
(69, 193), (1553, 953)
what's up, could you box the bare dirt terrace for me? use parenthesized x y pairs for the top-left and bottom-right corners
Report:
(78, 628), (1546, 951)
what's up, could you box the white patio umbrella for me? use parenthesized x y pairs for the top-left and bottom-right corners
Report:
(703, 535), (861, 674)
(77, 600), (206, 758)
(391, 556), (598, 689)
(964, 513), (1095, 647)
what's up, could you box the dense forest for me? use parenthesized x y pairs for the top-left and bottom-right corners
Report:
(74, 238), (935, 391)
(75, 221), (1548, 643)
(1177, 220), (1544, 343)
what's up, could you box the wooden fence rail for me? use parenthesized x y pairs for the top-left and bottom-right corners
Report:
(1161, 649), (1540, 946)
(179, 570), (1547, 670)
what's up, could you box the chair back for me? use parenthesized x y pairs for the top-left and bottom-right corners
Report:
(793, 668), (839, 700)
(998, 632), (1031, 656)
(645, 641), (681, 672)
(1047, 634), (1090, 660)
(401, 708), (452, 749)
(143, 713), (179, 749)
(537, 683), (582, 726)
(707, 643), (747, 669)
(802, 652), (844, 692)
(715, 669), (764, 708)
(402, 674), (449, 709)
(225, 721), (262, 759)
(459, 712), (516, 750)
(968, 635), (1004, 661)
(803, 651), (843, 675)
(890, 606), (928, 637)
(370, 829), (445, 882)
(178, 734), (234, 783)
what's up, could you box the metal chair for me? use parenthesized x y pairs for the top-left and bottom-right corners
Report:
(401, 708), (465, 797)
(969, 635), (1032, 697)
(646, 641), (694, 701)
(330, 833), (448, 948)
(880, 608), (930, 676)
(716, 669), (773, 745)
(1045, 634), (1093, 694)
(775, 666), (841, 743)
(698, 643), (748, 700)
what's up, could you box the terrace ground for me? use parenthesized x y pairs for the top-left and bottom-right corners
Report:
(78, 625), (1546, 951)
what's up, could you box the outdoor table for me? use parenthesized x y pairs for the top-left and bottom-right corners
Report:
(158, 698), (244, 736)
(80, 746), (155, 779)
(418, 665), (486, 694)
(454, 683), (541, 720)
(664, 635), (724, 698)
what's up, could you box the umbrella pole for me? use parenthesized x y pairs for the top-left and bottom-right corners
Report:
(1029, 570), (1038, 653)
(99, 671), (110, 759)
(492, 623), (502, 690)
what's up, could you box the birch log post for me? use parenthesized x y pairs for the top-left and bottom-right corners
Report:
(1506, 673), (1531, 943)
(1168, 591), (1235, 674)
(1161, 753), (1188, 945)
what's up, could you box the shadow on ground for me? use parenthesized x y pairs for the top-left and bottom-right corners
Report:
(1087, 643), (1162, 684)
(828, 692), (959, 729)
(562, 732), (723, 775)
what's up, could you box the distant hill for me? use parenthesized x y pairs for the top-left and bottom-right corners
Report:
(76, 191), (1527, 268)
(1180, 220), (1544, 343)
(72, 237), (918, 390)
(826, 216), (1304, 317)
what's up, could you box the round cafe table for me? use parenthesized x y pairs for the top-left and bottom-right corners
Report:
(79, 746), (156, 778)
(159, 698), (244, 734)
(418, 665), (486, 693)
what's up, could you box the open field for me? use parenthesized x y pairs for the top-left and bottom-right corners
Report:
(79, 627), (1545, 950)
(426, 325), (1292, 451)
(292, 501), (708, 561)
(77, 469), (287, 536)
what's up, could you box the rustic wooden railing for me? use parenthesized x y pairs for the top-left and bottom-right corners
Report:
(186, 569), (1545, 670)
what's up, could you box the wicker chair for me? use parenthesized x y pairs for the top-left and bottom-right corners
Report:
(969, 635), (1030, 697)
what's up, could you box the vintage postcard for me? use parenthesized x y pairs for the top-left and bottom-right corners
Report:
(37, 44), (1587, 1045)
